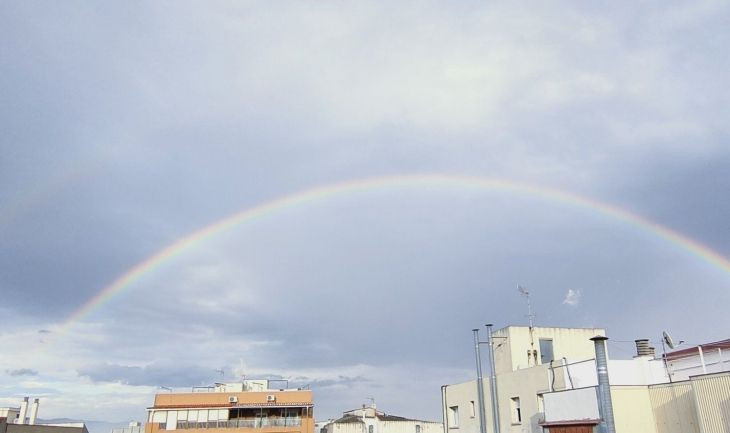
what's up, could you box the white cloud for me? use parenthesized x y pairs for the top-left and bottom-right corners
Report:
(562, 289), (582, 306)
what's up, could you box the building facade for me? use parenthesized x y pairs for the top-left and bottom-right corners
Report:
(542, 371), (730, 433)
(665, 338), (730, 381)
(326, 405), (441, 433)
(441, 326), (607, 433)
(145, 381), (314, 433)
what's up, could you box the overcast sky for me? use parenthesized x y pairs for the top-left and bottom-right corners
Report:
(2, 0), (730, 429)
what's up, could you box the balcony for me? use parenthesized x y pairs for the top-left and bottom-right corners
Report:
(175, 418), (302, 430)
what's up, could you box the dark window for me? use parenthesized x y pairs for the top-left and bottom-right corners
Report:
(539, 339), (554, 364)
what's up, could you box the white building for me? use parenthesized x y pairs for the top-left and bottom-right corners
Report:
(0, 407), (20, 424)
(665, 338), (730, 381)
(326, 405), (441, 433)
(441, 326), (672, 433)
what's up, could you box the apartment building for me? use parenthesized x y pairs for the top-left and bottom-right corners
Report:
(145, 381), (313, 433)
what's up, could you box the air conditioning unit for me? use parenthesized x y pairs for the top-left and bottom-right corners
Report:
(228, 396), (238, 403)
(266, 395), (276, 402)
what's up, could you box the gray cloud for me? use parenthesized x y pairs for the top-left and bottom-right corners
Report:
(6, 368), (39, 377)
(77, 363), (217, 387)
(2, 0), (730, 425)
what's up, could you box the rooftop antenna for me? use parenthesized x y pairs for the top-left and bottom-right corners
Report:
(518, 285), (537, 366)
(215, 368), (225, 381)
(661, 331), (674, 383)
(518, 285), (534, 328)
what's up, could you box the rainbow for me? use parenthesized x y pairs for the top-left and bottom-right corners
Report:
(60, 173), (730, 333)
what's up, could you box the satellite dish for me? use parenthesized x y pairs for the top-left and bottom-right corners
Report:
(663, 331), (675, 349)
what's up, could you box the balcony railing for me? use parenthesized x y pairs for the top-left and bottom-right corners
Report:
(175, 418), (301, 429)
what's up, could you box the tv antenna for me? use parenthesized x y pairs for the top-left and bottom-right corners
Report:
(518, 285), (537, 366)
(215, 368), (225, 381)
(518, 285), (535, 328)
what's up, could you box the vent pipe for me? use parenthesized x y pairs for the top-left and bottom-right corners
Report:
(634, 339), (655, 357)
(486, 324), (501, 433)
(591, 336), (616, 433)
(472, 329), (488, 433)
(29, 399), (39, 425)
(17, 397), (29, 424)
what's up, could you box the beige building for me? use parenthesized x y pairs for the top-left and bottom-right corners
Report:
(542, 371), (730, 433)
(145, 381), (313, 433)
(441, 326), (607, 433)
(326, 405), (441, 433)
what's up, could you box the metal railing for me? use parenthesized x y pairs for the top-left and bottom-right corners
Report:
(174, 418), (301, 430)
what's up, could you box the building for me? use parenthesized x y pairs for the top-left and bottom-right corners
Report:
(326, 405), (441, 433)
(439, 326), (700, 433)
(111, 422), (144, 433)
(542, 358), (730, 432)
(442, 326), (610, 433)
(145, 381), (313, 433)
(0, 408), (20, 425)
(0, 397), (88, 433)
(665, 338), (730, 381)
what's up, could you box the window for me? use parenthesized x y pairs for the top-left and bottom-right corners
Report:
(469, 401), (475, 418)
(539, 339), (554, 364)
(369, 425), (374, 433)
(510, 398), (521, 424)
(448, 406), (459, 428)
(415, 425), (421, 433)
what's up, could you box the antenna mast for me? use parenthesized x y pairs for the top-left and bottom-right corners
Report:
(518, 285), (537, 366)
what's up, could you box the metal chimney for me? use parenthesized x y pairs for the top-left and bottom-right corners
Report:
(472, 329), (488, 433)
(634, 339), (653, 357)
(17, 397), (29, 424)
(29, 398), (39, 425)
(591, 336), (616, 433)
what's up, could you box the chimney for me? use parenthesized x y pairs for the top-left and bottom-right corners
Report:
(29, 399), (39, 425)
(634, 339), (654, 357)
(591, 336), (616, 433)
(17, 397), (29, 424)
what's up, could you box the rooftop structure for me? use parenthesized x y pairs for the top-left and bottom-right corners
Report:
(665, 338), (730, 381)
(0, 398), (88, 433)
(145, 380), (313, 433)
(326, 405), (441, 433)
(441, 326), (675, 433)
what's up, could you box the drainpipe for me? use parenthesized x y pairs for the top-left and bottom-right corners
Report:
(473, 329), (488, 433)
(29, 399), (39, 425)
(591, 336), (616, 433)
(486, 324), (501, 433)
(17, 397), (29, 425)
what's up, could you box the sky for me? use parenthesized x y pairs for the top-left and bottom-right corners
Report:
(1, 0), (730, 429)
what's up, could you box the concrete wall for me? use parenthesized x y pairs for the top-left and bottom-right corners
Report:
(609, 386), (657, 433)
(443, 364), (556, 433)
(494, 327), (605, 374)
(542, 388), (598, 424)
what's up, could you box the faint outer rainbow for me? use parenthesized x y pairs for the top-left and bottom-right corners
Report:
(59, 173), (730, 332)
